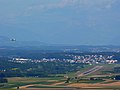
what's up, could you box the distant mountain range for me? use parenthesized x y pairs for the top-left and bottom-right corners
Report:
(0, 36), (120, 52)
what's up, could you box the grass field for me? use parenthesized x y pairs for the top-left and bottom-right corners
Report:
(1, 64), (120, 90)
(0, 77), (68, 90)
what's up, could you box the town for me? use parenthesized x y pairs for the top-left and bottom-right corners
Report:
(9, 54), (118, 64)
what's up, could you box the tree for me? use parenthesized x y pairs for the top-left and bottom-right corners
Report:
(0, 78), (8, 83)
(65, 78), (71, 83)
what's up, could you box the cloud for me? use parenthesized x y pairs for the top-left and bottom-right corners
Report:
(24, 0), (116, 15)
(59, 0), (117, 10)
(60, 0), (116, 7)
(0, 0), (117, 24)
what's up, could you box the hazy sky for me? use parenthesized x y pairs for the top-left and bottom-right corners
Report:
(0, 0), (120, 45)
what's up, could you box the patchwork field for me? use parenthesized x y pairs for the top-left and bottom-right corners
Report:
(1, 64), (120, 90)
(0, 76), (120, 90)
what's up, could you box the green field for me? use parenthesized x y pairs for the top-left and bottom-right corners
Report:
(1, 64), (120, 90)
(0, 77), (68, 90)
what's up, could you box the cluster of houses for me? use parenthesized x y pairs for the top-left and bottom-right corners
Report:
(9, 54), (118, 64)
(72, 54), (118, 64)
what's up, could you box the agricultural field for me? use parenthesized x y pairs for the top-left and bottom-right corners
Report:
(1, 64), (120, 90)
(0, 77), (72, 90)
(1, 77), (120, 90)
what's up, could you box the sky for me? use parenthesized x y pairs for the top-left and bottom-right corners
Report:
(0, 0), (120, 45)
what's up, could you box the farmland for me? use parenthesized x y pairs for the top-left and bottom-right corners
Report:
(0, 49), (120, 90)
(1, 64), (120, 90)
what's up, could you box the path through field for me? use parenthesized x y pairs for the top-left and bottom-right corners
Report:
(68, 80), (120, 89)
(19, 82), (70, 90)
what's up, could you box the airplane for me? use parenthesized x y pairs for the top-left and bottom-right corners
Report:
(10, 38), (16, 42)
